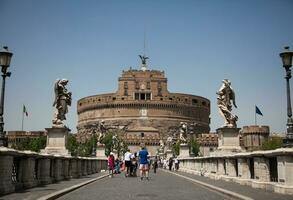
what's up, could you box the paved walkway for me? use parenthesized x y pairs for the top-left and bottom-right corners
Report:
(1, 169), (292, 200)
(57, 170), (229, 200)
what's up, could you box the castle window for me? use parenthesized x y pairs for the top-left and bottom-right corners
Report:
(135, 81), (139, 89)
(202, 101), (207, 106)
(157, 82), (162, 96)
(124, 82), (128, 89)
(135, 93), (139, 100)
(192, 99), (198, 105)
(124, 82), (128, 96)
(134, 92), (151, 100)
(147, 82), (151, 89)
(169, 97), (173, 101)
(112, 97), (116, 101)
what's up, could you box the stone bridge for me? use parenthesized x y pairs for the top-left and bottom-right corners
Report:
(0, 147), (293, 200)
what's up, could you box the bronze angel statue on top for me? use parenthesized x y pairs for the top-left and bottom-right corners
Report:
(52, 79), (72, 127)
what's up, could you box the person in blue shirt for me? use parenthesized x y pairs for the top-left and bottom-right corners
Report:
(138, 145), (149, 180)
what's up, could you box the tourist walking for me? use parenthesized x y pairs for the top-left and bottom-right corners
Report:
(168, 157), (173, 171)
(108, 152), (115, 178)
(124, 149), (132, 177)
(174, 157), (179, 171)
(153, 156), (158, 173)
(138, 144), (149, 180)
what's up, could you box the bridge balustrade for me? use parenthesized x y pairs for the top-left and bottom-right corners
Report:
(0, 147), (107, 195)
(178, 148), (293, 194)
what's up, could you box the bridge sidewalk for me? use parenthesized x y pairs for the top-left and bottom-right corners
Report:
(167, 170), (292, 200)
(0, 172), (108, 200)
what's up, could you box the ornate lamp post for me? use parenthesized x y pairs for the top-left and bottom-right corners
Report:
(0, 46), (13, 147)
(280, 46), (293, 147)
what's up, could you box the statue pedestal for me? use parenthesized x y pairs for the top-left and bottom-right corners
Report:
(166, 149), (173, 159)
(178, 143), (189, 158)
(96, 145), (106, 159)
(41, 127), (70, 156)
(213, 127), (244, 156)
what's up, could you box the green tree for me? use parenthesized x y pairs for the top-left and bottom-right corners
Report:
(188, 137), (200, 156)
(67, 134), (79, 156)
(173, 141), (180, 156)
(14, 136), (46, 152)
(261, 137), (282, 150)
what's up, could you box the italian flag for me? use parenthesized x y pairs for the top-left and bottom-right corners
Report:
(23, 105), (28, 117)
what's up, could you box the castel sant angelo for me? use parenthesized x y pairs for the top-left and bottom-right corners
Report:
(77, 56), (210, 155)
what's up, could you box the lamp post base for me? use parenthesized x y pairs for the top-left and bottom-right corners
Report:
(283, 138), (293, 148)
(0, 137), (7, 147)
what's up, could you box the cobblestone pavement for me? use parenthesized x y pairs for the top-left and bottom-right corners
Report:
(0, 172), (108, 200)
(172, 170), (293, 200)
(57, 171), (231, 200)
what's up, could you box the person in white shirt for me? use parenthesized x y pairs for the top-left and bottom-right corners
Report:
(124, 149), (132, 177)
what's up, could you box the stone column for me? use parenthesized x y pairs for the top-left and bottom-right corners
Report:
(0, 155), (15, 195)
(70, 159), (77, 178)
(91, 160), (96, 173)
(226, 158), (237, 177)
(39, 158), (51, 185)
(238, 158), (250, 179)
(87, 160), (92, 174)
(53, 158), (62, 182)
(217, 159), (225, 175)
(63, 159), (70, 180)
(20, 157), (38, 189)
(82, 160), (87, 176)
(77, 159), (82, 178)
(277, 155), (293, 184)
(254, 157), (270, 182)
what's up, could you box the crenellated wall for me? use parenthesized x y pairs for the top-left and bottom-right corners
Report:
(0, 147), (107, 195)
(178, 148), (293, 195)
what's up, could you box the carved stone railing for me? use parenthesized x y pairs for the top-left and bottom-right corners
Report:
(0, 147), (107, 195)
(178, 148), (293, 195)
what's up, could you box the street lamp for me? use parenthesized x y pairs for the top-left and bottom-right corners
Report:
(0, 46), (13, 147)
(280, 46), (293, 147)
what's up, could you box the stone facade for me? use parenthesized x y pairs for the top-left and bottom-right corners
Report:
(77, 68), (210, 155)
(197, 133), (218, 156)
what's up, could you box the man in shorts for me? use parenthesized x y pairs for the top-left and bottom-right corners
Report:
(138, 145), (149, 180)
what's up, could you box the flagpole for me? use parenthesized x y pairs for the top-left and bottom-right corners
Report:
(21, 106), (24, 131)
(255, 105), (257, 125)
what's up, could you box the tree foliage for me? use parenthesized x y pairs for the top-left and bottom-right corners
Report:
(189, 138), (200, 156)
(261, 137), (283, 150)
(13, 136), (46, 152)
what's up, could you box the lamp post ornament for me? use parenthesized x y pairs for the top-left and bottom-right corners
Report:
(280, 46), (293, 147)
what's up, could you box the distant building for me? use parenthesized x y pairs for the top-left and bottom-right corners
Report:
(77, 63), (211, 156)
(197, 133), (218, 156)
(7, 131), (46, 148)
(241, 125), (270, 151)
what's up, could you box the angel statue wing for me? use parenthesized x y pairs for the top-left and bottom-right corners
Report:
(230, 88), (237, 108)
(53, 79), (60, 107)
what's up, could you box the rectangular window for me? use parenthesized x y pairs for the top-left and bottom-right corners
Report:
(124, 82), (128, 89)
(135, 93), (139, 100)
(147, 82), (151, 89)
(140, 93), (146, 100)
(146, 93), (151, 100)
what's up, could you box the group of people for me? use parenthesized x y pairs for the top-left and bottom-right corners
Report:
(107, 145), (180, 179)
(162, 157), (180, 171)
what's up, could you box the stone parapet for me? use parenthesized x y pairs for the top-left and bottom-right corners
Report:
(178, 148), (293, 195)
(0, 147), (107, 196)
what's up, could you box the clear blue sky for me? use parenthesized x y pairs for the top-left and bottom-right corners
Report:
(0, 0), (292, 133)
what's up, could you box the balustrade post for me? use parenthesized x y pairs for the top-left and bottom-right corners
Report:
(0, 154), (14, 195)
(39, 157), (51, 185)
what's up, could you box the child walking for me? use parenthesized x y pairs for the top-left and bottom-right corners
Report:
(108, 152), (115, 178)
